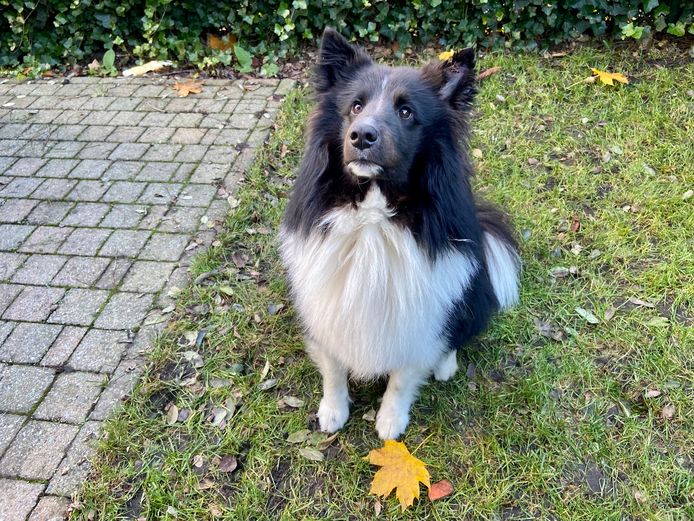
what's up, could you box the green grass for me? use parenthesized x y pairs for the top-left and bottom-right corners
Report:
(74, 43), (693, 521)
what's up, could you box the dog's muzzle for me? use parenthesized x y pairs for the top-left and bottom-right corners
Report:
(346, 160), (382, 179)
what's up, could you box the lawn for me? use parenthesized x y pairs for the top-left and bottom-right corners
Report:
(74, 42), (693, 520)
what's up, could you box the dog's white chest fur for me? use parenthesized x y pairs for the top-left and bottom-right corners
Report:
(280, 187), (478, 378)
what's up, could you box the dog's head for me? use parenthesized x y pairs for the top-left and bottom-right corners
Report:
(314, 27), (477, 184)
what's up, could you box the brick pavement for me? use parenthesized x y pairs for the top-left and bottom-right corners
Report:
(0, 75), (294, 520)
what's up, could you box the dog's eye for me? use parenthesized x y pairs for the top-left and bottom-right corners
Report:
(398, 106), (413, 120)
(351, 101), (363, 115)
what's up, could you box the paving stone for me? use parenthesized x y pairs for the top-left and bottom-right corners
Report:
(29, 495), (70, 521)
(35, 158), (80, 179)
(68, 328), (130, 371)
(0, 124), (31, 140)
(65, 179), (110, 201)
(94, 259), (131, 289)
(52, 256), (110, 288)
(0, 365), (54, 413)
(0, 224), (34, 251)
(0, 479), (44, 521)
(81, 110), (118, 126)
(0, 198), (37, 223)
(34, 372), (104, 423)
(77, 125), (114, 141)
(0, 284), (22, 315)
(11, 254), (67, 285)
(199, 113), (229, 128)
(109, 142), (150, 161)
(58, 228), (111, 256)
(121, 260), (175, 293)
(169, 127), (206, 145)
(137, 182), (182, 205)
(99, 204), (145, 228)
(0, 420), (78, 480)
(44, 140), (86, 159)
(77, 142), (117, 159)
(49, 124), (87, 141)
(216, 86), (243, 101)
(68, 159), (111, 179)
(91, 358), (144, 420)
(1, 286), (64, 321)
(110, 111), (146, 126)
(94, 293), (153, 330)
(0, 414), (25, 458)
(213, 128), (249, 145)
(98, 229), (151, 257)
(234, 99), (267, 113)
(158, 206), (207, 233)
(53, 110), (88, 125)
(166, 97), (198, 112)
(35, 178), (77, 200)
(228, 111), (260, 129)
(107, 96), (142, 111)
(170, 112), (204, 128)
(106, 125), (145, 143)
(0, 177), (42, 198)
(0, 139), (29, 156)
(101, 181), (146, 203)
(102, 160), (142, 181)
(174, 144), (208, 163)
(177, 184), (217, 207)
(61, 202), (109, 227)
(41, 326), (87, 367)
(138, 126), (175, 143)
(138, 112), (175, 127)
(137, 205), (168, 230)
(133, 85), (166, 98)
(0, 156), (17, 172)
(205, 145), (239, 164)
(47, 421), (102, 497)
(275, 78), (295, 96)
(189, 163), (229, 184)
(0, 253), (26, 281)
(195, 98), (228, 114)
(135, 162), (179, 182)
(18, 226), (72, 254)
(0, 323), (63, 363)
(142, 143), (182, 161)
(26, 201), (74, 225)
(48, 288), (109, 326)
(3, 157), (46, 177)
(139, 232), (190, 261)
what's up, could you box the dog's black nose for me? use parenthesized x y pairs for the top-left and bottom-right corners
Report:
(349, 124), (378, 150)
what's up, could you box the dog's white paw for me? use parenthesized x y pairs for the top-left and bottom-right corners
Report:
(375, 406), (409, 440)
(317, 397), (350, 433)
(433, 350), (458, 382)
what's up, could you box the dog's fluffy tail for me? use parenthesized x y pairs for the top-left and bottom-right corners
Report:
(477, 201), (521, 310)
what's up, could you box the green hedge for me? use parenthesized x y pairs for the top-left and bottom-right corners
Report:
(1, 1), (692, 70)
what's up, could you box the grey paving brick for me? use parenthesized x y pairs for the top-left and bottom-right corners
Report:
(0, 177), (42, 198)
(107, 96), (142, 110)
(48, 288), (109, 326)
(228, 111), (260, 129)
(166, 97), (198, 112)
(68, 159), (111, 179)
(77, 125), (114, 141)
(0, 156), (17, 173)
(49, 124), (87, 141)
(202, 144), (238, 164)
(99, 204), (145, 228)
(80, 110), (118, 126)
(0, 284), (22, 315)
(94, 293), (153, 330)
(0, 198), (38, 223)
(10, 254), (67, 285)
(195, 98), (228, 114)
(29, 495), (70, 521)
(0, 323), (63, 363)
(20, 123), (54, 140)
(18, 226), (72, 254)
(138, 112), (175, 127)
(47, 421), (102, 497)
(0, 253), (26, 281)
(52, 256), (110, 288)
(170, 112), (204, 128)
(214, 128), (249, 145)
(0, 479), (44, 521)
(121, 260), (175, 293)
(102, 160), (142, 181)
(139, 232), (190, 261)
(53, 110), (88, 125)
(35, 158), (80, 178)
(34, 373), (104, 424)
(137, 182), (182, 205)
(44, 140), (86, 159)
(134, 85), (166, 97)
(41, 326), (86, 367)
(68, 328), (130, 371)
(0, 139), (29, 156)
(135, 162), (179, 182)
(275, 78), (295, 96)
(142, 143), (182, 161)
(26, 201), (74, 225)
(65, 179), (110, 201)
(3, 157), (46, 177)
(57, 228), (110, 256)
(174, 144), (208, 163)
(2, 286), (64, 321)
(170, 127), (206, 145)
(177, 184), (217, 207)
(109, 142), (149, 161)
(234, 99), (267, 113)
(189, 163), (229, 184)
(35, 178), (77, 200)
(0, 321), (15, 346)
(80, 97), (118, 111)
(94, 259), (131, 289)
(98, 229), (150, 257)
(137, 205), (168, 230)
(61, 202), (109, 227)
(77, 142), (118, 159)
(0, 414), (25, 456)
(0, 420), (78, 480)
(0, 224), (34, 251)
(0, 123), (31, 139)
(106, 125), (145, 143)
(101, 180), (146, 203)
(0, 365), (55, 413)
(158, 206), (207, 233)
(216, 86), (244, 101)
(22, 110), (62, 125)
(199, 113), (229, 128)
(91, 359), (144, 420)
(111, 112), (147, 127)
(138, 126), (175, 143)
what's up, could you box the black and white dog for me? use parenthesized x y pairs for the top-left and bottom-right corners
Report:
(280, 28), (520, 440)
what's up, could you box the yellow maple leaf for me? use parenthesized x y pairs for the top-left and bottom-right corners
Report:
(438, 50), (454, 61)
(366, 440), (431, 511)
(173, 80), (203, 97)
(591, 68), (629, 86)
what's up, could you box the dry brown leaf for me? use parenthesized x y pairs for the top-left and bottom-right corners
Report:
(218, 455), (238, 473)
(438, 50), (454, 61)
(166, 403), (179, 425)
(428, 479), (454, 501)
(173, 80), (203, 97)
(123, 60), (172, 77)
(591, 68), (629, 86)
(207, 33), (237, 52)
(367, 440), (430, 511)
(661, 404), (675, 419)
(476, 67), (501, 81)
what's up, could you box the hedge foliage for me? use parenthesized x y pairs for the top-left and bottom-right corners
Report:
(1, 0), (692, 70)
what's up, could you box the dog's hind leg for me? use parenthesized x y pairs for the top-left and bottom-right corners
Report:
(433, 349), (458, 381)
(376, 366), (428, 440)
(308, 341), (351, 433)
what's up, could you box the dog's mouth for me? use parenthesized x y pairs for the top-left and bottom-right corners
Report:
(345, 160), (383, 179)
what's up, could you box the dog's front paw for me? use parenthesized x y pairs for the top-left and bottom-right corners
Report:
(375, 406), (409, 440)
(317, 397), (350, 433)
(433, 350), (458, 382)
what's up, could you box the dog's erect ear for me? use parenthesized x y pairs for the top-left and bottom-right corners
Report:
(314, 27), (372, 94)
(421, 48), (477, 111)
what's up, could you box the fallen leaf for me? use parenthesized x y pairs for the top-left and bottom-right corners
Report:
(438, 50), (454, 61)
(362, 408), (377, 422)
(661, 404), (675, 419)
(192, 454), (204, 468)
(549, 267), (570, 278)
(258, 378), (277, 391)
(173, 80), (203, 97)
(209, 503), (223, 517)
(682, 189), (693, 200)
(210, 407), (227, 427)
(279, 395), (304, 408)
(570, 216), (580, 232)
(231, 251), (248, 268)
(207, 33), (236, 51)
(298, 447), (324, 462)
(644, 389), (662, 398)
(575, 307), (599, 324)
(628, 297), (655, 308)
(646, 316), (669, 327)
(471, 148), (483, 160)
(428, 479), (454, 501)
(316, 432), (339, 451)
(604, 307), (617, 322)
(260, 360), (271, 380)
(218, 455), (238, 473)
(166, 404), (179, 425)
(287, 429), (311, 444)
(267, 303), (284, 315)
(476, 67), (500, 81)
(591, 68), (629, 86)
(183, 350), (204, 368)
(123, 60), (173, 77)
(367, 440), (431, 511)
